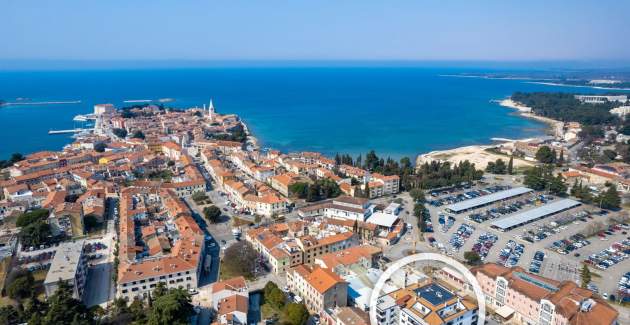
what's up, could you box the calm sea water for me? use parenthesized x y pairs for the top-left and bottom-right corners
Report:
(0, 67), (619, 160)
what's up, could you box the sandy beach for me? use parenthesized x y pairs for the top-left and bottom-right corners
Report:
(416, 142), (534, 170)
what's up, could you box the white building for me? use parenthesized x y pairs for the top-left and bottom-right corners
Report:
(575, 95), (628, 104)
(44, 240), (88, 300)
(375, 281), (478, 325)
(94, 103), (116, 115)
(611, 106), (630, 119)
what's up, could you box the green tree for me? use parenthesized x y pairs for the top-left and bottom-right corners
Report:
(535, 146), (555, 164)
(288, 182), (308, 198)
(598, 185), (621, 210)
(203, 205), (222, 223)
(7, 271), (34, 300)
(19, 221), (52, 247)
(464, 251), (481, 265)
(222, 241), (260, 279)
(112, 128), (128, 138)
(264, 282), (285, 309)
(306, 185), (318, 202)
(557, 150), (565, 166)
(486, 159), (507, 174)
(507, 156), (514, 175)
(16, 209), (49, 227)
(83, 214), (100, 232)
(130, 298), (147, 322)
(409, 188), (426, 203)
(285, 303), (309, 325)
(548, 174), (568, 196)
(94, 142), (107, 153)
(147, 288), (194, 325)
(0, 305), (22, 325)
(132, 130), (145, 139)
(580, 264), (591, 288)
(41, 282), (92, 325)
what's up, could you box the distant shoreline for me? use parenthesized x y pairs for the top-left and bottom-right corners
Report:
(525, 81), (630, 91)
(441, 74), (630, 91)
(1, 100), (82, 107)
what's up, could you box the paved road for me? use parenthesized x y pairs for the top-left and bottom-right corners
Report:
(84, 219), (116, 307)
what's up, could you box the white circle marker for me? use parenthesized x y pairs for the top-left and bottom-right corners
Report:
(369, 253), (486, 325)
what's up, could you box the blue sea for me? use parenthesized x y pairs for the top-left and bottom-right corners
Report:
(0, 67), (623, 160)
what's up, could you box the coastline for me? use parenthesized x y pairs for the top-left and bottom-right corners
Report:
(525, 81), (630, 91)
(497, 98), (563, 134)
(415, 98), (556, 169)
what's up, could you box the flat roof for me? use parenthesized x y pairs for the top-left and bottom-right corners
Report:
(44, 240), (85, 285)
(491, 199), (581, 230)
(366, 212), (398, 228)
(445, 187), (533, 213)
(414, 283), (454, 306)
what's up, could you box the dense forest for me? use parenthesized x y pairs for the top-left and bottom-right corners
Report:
(511, 92), (619, 126)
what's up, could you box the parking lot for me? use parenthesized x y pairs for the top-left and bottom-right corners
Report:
(422, 179), (630, 300)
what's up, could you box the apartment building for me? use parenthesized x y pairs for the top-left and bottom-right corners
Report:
(297, 196), (371, 221)
(44, 240), (88, 300)
(246, 222), (357, 274)
(116, 189), (205, 301)
(375, 281), (478, 325)
(244, 193), (287, 217)
(270, 172), (300, 197)
(314, 244), (382, 277)
(372, 173), (400, 195)
(472, 263), (618, 325)
(297, 232), (357, 264)
(287, 264), (348, 313)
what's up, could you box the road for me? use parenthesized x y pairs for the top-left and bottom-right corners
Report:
(83, 219), (116, 307)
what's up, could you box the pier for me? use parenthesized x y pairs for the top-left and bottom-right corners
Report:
(48, 128), (94, 135)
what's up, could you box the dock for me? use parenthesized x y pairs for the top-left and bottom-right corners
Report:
(48, 128), (94, 135)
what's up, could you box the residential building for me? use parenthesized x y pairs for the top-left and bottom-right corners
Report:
(375, 280), (478, 325)
(472, 263), (619, 325)
(287, 264), (348, 313)
(44, 240), (88, 300)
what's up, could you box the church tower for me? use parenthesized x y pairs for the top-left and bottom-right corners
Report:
(208, 99), (215, 120)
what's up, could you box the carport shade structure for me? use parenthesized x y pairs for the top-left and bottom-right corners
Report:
(491, 198), (581, 231)
(444, 187), (533, 214)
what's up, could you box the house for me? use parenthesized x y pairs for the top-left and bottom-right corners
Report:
(287, 264), (348, 313)
(211, 276), (248, 310)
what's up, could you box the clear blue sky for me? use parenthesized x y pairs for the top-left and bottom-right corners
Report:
(2, 0), (630, 62)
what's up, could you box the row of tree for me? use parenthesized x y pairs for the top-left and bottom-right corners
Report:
(333, 151), (416, 190)
(485, 157), (514, 175)
(0, 281), (197, 324)
(413, 160), (483, 189)
(534, 146), (566, 165)
(523, 165), (567, 195)
(289, 179), (341, 202)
